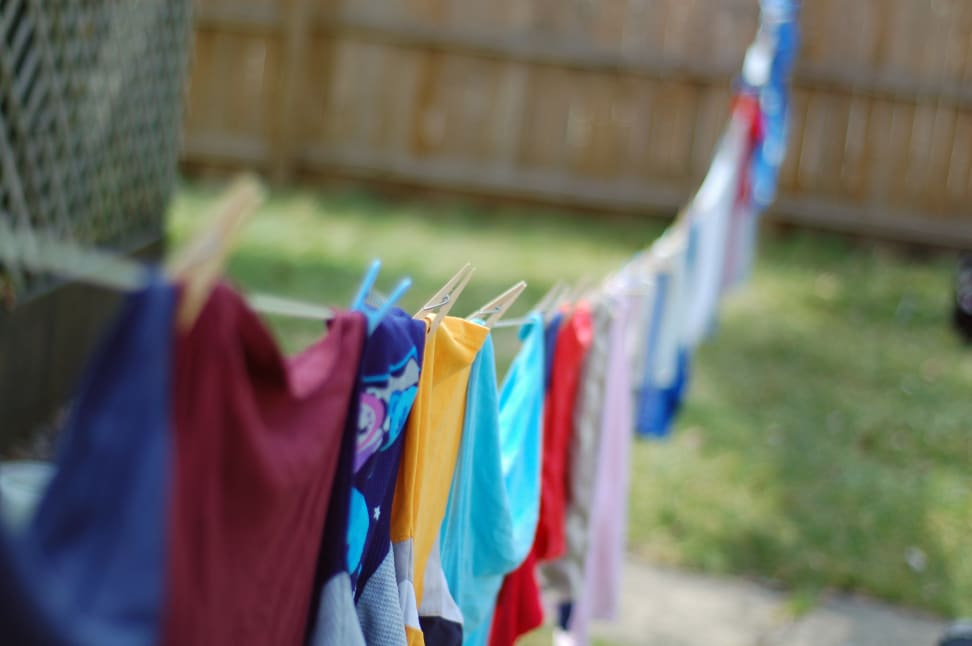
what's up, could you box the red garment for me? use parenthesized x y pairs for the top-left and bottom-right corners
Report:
(489, 305), (594, 646)
(535, 304), (594, 561)
(162, 284), (366, 646)
(488, 552), (543, 646)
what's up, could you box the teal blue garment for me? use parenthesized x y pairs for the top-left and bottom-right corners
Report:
(497, 315), (546, 562)
(439, 314), (545, 646)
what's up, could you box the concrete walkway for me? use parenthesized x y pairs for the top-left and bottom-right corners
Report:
(590, 558), (948, 646)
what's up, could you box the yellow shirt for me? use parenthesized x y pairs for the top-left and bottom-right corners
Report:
(391, 315), (488, 645)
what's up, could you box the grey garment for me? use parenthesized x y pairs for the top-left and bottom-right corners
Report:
(542, 297), (614, 602)
(392, 537), (421, 636)
(417, 536), (463, 626)
(357, 548), (409, 646)
(309, 573), (366, 646)
(626, 274), (655, 390)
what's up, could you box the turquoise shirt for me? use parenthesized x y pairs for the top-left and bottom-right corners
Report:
(439, 314), (545, 646)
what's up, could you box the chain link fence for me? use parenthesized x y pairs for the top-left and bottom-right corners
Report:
(0, 0), (192, 301)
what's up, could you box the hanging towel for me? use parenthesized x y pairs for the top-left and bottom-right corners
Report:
(391, 316), (489, 646)
(161, 284), (366, 646)
(0, 277), (175, 646)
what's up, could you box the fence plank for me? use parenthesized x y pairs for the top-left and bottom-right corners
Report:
(270, 0), (312, 182)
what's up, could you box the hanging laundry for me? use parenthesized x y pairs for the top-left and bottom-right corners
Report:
(391, 316), (489, 646)
(161, 284), (366, 646)
(725, 191), (760, 291)
(308, 308), (426, 646)
(562, 289), (637, 645)
(683, 114), (750, 348)
(307, 398), (367, 646)
(721, 94), (764, 292)
(0, 526), (69, 646)
(544, 312), (565, 391)
(496, 315), (547, 564)
(534, 305), (594, 561)
(744, 0), (800, 214)
(0, 277), (176, 646)
(487, 550), (543, 646)
(634, 230), (692, 439)
(416, 326), (505, 646)
(440, 313), (546, 646)
(433, 332), (500, 646)
(0, 461), (56, 533)
(618, 250), (651, 385)
(305, 359), (366, 646)
(489, 306), (594, 646)
(0, 3), (801, 642)
(542, 296), (613, 616)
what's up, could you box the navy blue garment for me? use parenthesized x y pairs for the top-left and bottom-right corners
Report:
(544, 313), (565, 393)
(0, 277), (176, 646)
(0, 527), (66, 645)
(303, 342), (364, 643)
(347, 308), (427, 595)
(557, 601), (573, 631)
(308, 307), (427, 646)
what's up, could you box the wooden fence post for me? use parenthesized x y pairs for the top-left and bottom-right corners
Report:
(271, 0), (313, 183)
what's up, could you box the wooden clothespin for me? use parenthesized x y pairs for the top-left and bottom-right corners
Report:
(416, 262), (475, 337)
(467, 280), (527, 328)
(167, 174), (265, 331)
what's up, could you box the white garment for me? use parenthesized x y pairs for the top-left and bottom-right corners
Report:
(683, 114), (749, 348)
(649, 228), (689, 390)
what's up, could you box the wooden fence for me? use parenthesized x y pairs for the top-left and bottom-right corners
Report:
(181, 0), (972, 248)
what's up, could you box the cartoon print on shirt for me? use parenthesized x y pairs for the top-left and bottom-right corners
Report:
(347, 352), (421, 577)
(353, 356), (420, 473)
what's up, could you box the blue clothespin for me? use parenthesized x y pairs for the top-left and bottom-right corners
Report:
(351, 259), (412, 334)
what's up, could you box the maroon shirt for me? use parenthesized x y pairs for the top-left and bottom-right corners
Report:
(162, 284), (365, 646)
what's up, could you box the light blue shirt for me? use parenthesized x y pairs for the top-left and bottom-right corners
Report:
(439, 313), (545, 646)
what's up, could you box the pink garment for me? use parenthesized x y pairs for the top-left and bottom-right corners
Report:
(568, 291), (636, 644)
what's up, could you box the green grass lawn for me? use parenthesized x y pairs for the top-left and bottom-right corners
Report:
(168, 181), (972, 620)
